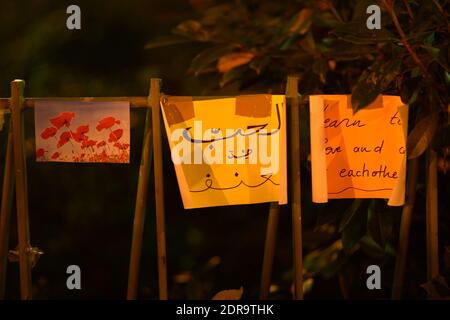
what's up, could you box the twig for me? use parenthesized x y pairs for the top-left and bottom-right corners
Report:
(402, 0), (413, 20)
(382, 0), (431, 80)
(383, 0), (447, 99)
(330, 5), (344, 23)
(432, 0), (449, 24)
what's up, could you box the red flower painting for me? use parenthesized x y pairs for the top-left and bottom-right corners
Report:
(36, 148), (45, 159)
(50, 112), (75, 129)
(41, 127), (57, 139)
(108, 129), (123, 142)
(96, 117), (120, 131)
(57, 131), (72, 148)
(35, 103), (129, 163)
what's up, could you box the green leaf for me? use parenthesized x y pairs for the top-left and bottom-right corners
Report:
(351, 60), (402, 112)
(219, 65), (247, 88)
(174, 20), (209, 41)
(313, 12), (341, 29)
(411, 67), (422, 78)
(424, 45), (440, 60)
(351, 76), (381, 112)
(190, 44), (237, 75)
(385, 242), (397, 257)
(324, 43), (375, 61)
(312, 58), (328, 83)
(424, 32), (435, 45)
(333, 20), (397, 45)
(304, 240), (347, 278)
(339, 199), (364, 232)
(287, 9), (313, 36)
(401, 78), (421, 105)
(359, 235), (385, 258)
(144, 35), (192, 49)
(340, 200), (369, 251)
(342, 209), (368, 251)
(407, 112), (439, 159)
(367, 200), (394, 247)
(249, 57), (270, 75)
(445, 71), (450, 86)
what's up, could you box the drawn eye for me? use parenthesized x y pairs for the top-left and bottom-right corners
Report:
(206, 173), (211, 178)
(234, 172), (239, 177)
(209, 144), (214, 150)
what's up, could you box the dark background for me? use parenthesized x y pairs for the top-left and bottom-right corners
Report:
(0, 0), (448, 299)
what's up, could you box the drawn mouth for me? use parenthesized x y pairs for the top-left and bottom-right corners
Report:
(190, 174), (279, 193)
(227, 149), (252, 159)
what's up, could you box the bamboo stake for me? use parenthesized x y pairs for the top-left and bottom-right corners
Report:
(0, 97), (150, 109)
(10, 80), (32, 299)
(0, 121), (15, 299)
(286, 76), (303, 300)
(126, 83), (154, 299)
(391, 158), (419, 299)
(151, 79), (168, 300)
(426, 148), (439, 281)
(260, 202), (280, 299)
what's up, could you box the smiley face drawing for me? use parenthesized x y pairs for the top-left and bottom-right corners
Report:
(161, 94), (287, 209)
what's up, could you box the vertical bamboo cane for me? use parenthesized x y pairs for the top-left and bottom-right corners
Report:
(10, 80), (32, 299)
(286, 76), (303, 300)
(0, 121), (15, 299)
(391, 158), (419, 299)
(260, 202), (279, 299)
(426, 148), (439, 281)
(151, 79), (168, 300)
(126, 82), (154, 299)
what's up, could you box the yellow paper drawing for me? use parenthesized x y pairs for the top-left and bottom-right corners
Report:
(161, 95), (287, 209)
(310, 95), (408, 206)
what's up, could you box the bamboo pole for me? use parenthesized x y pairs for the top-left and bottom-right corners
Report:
(286, 76), (303, 300)
(0, 96), (246, 110)
(151, 79), (168, 300)
(0, 97), (150, 109)
(0, 121), (15, 299)
(126, 83), (154, 299)
(10, 80), (32, 299)
(391, 158), (419, 299)
(260, 202), (280, 299)
(426, 148), (439, 281)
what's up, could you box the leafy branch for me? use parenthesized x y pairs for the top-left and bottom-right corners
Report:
(382, 0), (434, 84)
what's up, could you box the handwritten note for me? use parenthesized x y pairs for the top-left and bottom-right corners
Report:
(310, 95), (408, 206)
(161, 95), (287, 209)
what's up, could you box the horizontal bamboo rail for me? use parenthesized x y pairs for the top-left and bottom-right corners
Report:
(0, 97), (150, 109)
(0, 96), (251, 109)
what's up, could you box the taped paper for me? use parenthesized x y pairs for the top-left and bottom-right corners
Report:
(310, 95), (408, 206)
(161, 95), (287, 209)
